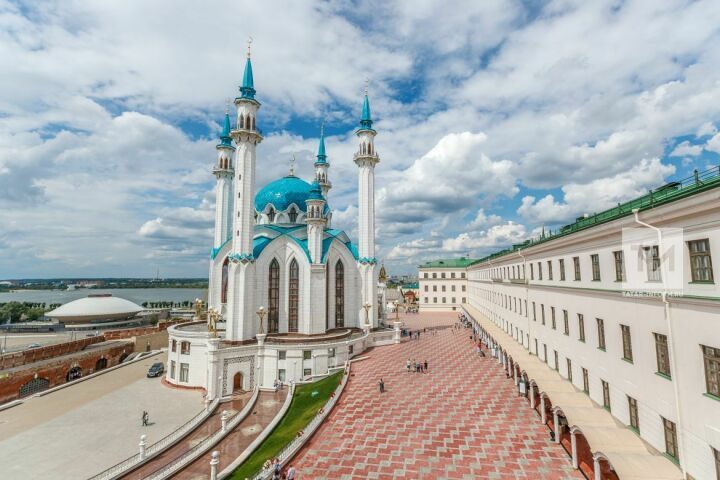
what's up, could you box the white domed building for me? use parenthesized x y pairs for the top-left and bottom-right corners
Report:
(46, 294), (144, 325)
(166, 51), (392, 397)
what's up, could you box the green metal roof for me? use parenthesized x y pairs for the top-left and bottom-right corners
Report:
(471, 165), (720, 267)
(419, 258), (476, 269)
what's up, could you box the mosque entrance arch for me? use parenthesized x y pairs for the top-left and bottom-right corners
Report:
(233, 372), (244, 393)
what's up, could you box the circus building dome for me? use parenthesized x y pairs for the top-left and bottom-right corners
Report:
(45, 294), (144, 324)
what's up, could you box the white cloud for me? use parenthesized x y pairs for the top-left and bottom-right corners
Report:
(670, 140), (702, 157)
(517, 158), (676, 225)
(704, 132), (720, 154)
(696, 122), (717, 137)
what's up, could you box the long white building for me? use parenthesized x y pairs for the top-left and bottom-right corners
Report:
(428, 171), (720, 480)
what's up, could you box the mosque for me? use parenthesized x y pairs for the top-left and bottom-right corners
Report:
(165, 49), (393, 396)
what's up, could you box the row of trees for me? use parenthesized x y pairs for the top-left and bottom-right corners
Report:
(141, 300), (195, 309)
(0, 302), (61, 323)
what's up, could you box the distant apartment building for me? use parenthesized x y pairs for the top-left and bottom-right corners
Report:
(420, 167), (720, 479)
(418, 258), (473, 312)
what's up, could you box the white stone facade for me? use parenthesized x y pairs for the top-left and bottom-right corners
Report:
(458, 188), (720, 479)
(168, 56), (386, 398)
(419, 266), (469, 312)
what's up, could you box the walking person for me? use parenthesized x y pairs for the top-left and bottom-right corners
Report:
(378, 378), (385, 393)
(286, 465), (296, 480)
(424, 360), (428, 372)
(406, 359), (411, 373)
(141, 411), (147, 427)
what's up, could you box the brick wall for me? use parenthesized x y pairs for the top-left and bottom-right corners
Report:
(0, 336), (106, 369)
(0, 343), (131, 404)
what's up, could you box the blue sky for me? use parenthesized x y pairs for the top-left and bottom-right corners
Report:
(2, 0), (720, 278)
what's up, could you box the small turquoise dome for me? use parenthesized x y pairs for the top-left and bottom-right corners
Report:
(255, 175), (329, 214)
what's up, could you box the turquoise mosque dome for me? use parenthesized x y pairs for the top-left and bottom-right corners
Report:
(254, 175), (329, 214)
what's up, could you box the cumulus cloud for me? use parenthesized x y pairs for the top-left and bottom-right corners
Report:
(670, 141), (703, 157)
(517, 158), (676, 225)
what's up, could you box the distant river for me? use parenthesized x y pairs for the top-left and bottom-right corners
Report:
(0, 288), (208, 306)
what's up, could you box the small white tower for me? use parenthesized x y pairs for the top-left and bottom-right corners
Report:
(314, 124), (332, 197)
(305, 179), (329, 333)
(226, 41), (263, 341)
(305, 180), (326, 264)
(354, 84), (379, 329)
(212, 109), (235, 249)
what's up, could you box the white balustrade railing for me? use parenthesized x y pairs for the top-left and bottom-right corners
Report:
(250, 364), (351, 480)
(87, 397), (220, 480)
(144, 386), (260, 480)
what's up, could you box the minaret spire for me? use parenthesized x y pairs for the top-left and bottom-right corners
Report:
(226, 43), (263, 341)
(239, 37), (256, 100)
(315, 121), (332, 198)
(354, 83), (379, 330)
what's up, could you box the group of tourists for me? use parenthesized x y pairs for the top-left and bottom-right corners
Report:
(263, 458), (296, 479)
(405, 358), (429, 373)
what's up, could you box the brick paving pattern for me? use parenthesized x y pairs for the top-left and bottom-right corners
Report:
(292, 313), (581, 479)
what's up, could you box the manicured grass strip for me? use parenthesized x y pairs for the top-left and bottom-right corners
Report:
(230, 371), (343, 479)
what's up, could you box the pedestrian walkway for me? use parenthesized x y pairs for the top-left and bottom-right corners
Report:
(121, 391), (253, 479)
(292, 314), (582, 479)
(171, 389), (288, 479)
(0, 354), (202, 480)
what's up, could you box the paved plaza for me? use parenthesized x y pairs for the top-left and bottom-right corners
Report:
(0, 353), (203, 480)
(292, 312), (582, 479)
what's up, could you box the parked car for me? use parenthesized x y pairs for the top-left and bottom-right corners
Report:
(147, 362), (164, 378)
(26, 343), (41, 349)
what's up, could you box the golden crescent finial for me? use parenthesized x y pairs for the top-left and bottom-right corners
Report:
(320, 120), (324, 137)
(224, 98), (230, 114)
(247, 36), (253, 58)
(364, 77), (369, 95)
(290, 154), (296, 176)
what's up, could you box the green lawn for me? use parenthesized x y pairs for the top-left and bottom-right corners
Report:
(229, 371), (344, 479)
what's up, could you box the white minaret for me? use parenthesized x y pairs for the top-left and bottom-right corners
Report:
(314, 124), (332, 197)
(354, 85), (379, 329)
(212, 110), (235, 248)
(305, 179), (328, 334)
(306, 180), (326, 264)
(226, 42), (263, 341)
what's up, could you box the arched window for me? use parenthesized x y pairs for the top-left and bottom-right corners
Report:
(245, 114), (250, 129)
(267, 207), (275, 223)
(251, 116), (256, 131)
(368, 143), (373, 155)
(288, 207), (297, 223)
(221, 257), (229, 303)
(268, 259), (280, 333)
(288, 259), (299, 332)
(335, 260), (344, 328)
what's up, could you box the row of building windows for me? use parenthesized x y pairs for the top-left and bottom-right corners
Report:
(481, 286), (720, 400)
(422, 271), (466, 279)
(171, 340), (191, 354)
(169, 360), (189, 382)
(424, 284), (467, 292)
(422, 297), (467, 304)
(498, 318), (685, 462)
(481, 238), (714, 283)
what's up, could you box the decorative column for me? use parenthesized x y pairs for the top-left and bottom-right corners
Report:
(210, 451), (220, 480)
(571, 431), (578, 469)
(207, 338), (221, 399)
(593, 455), (602, 480)
(540, 395), (546, 425)
(529, 384), (536, 408)
(139, 434), (147, 460)
(393, 321), (401, 343)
